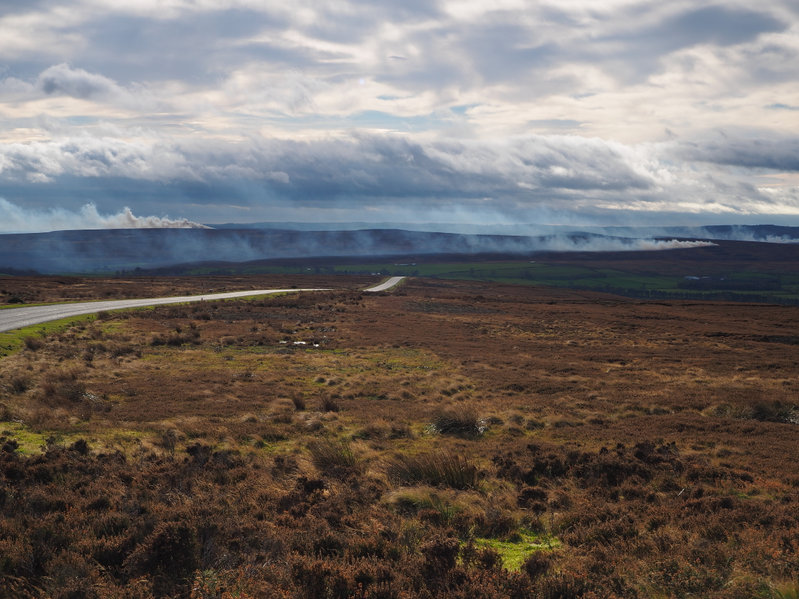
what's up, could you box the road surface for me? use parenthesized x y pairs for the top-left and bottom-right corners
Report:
(0, 288), (328, 334)
(364, 276), (406, 292)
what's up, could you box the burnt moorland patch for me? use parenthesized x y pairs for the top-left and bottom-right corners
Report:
(0, 276), (798, 598)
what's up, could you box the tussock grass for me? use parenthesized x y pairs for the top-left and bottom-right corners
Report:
(430, 407), (485, 437)
(308, 438), (360, 474)
(386, 451), (480, 490)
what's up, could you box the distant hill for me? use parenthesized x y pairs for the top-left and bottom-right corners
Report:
(0, 224), (797, 275)
(210, 222), (799, 241)
(0, 227), (703, 274)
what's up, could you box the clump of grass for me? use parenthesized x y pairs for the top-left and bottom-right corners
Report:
(714, 401), (798, 424)
(8, 375), (31, 394)
(771, 580), (799, 599)
(23, 336), (44, 351)
(353, 420), (390, 440)
(430, 407), (484, 437)
(353, 419), (413, 440)
(159, 429), (179, 455)
(752, 401), (798, 424)
(387, 488), (461, 523)
(320, 397), (340, 412)
(386, 451), (480, 490)
(308, 439), (360, 474)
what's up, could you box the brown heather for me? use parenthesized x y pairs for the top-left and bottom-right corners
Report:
(0, 274), (797, 597)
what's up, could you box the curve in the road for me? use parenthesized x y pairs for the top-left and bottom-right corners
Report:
(364, 276), (406, 293)
(0, 288), (328, 334)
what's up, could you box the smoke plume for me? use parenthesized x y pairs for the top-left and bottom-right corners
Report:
(0, 199), (208, 233)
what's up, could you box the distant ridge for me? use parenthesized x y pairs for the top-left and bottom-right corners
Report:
(209, 222), (799, 240)
(0, 225), (796, 274)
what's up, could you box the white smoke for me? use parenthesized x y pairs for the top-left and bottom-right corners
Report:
(609, 239), (717, 251)
(533, 236), (716, 252)
(0, 199), (209, 233)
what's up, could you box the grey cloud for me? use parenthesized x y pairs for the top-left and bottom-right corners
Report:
(37, 63), (120, 99)
(244, 134), (655, 202)
(0, 133), (659, 217)
(9, 1), (790, 107)
(67, 3), (432, 85)
(660, 6), (785, 48)
(377, 4), (787, 95)
(676, 132), (799, 171)
(373, 16), (569, 95)
(588, 5), (787, 82)
(69, 9), (290, 83)
(0, 136), (194, 182)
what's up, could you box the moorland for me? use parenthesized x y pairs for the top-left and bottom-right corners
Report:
(0, 273), (798, 598)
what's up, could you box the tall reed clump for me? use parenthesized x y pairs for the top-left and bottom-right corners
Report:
(386, 451), (480, 490)
(308, 439), (360, 474)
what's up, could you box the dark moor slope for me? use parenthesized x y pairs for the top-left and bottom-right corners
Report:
(4, 225), (799, 275)
(1, 228), (564, 273)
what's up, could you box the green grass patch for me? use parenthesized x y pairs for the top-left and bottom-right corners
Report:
(472, 530), (560, 572)
(0, 314), (97, 357)
(0, 422), (55, 455)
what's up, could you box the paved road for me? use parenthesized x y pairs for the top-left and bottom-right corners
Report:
(364, 276), (406, 292)
(0, 288), (328, 333)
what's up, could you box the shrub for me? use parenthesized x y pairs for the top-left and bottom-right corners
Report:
(160, 430), (178, 455)
(523, 551), (552, 581)
(23, 336), (43, 351)
(537, 574), (589, 599)
(125, 521), (200, 596)
(320, 397), (340, 412)
(421, 535), (460, 583)
(386, 452), (480, 490)
(8, 376), (30, 394)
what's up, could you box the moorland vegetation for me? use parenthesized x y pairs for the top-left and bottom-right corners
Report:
(0, 275), (798, 597)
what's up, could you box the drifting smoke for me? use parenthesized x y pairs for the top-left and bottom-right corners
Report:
(0, 199), (208, 233)
(581, 225), (799, 244)
(0, 227), (718, 274)
(531, 236), (715, 252)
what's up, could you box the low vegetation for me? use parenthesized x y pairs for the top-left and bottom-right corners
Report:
(0, 275), (798, 597)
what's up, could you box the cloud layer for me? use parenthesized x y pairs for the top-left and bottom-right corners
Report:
(0, 1), (798, 230)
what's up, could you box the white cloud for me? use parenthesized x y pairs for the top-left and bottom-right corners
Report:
(0, 0), (797, 227)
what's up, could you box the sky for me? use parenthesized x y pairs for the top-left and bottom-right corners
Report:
(0, 0), (798, 232)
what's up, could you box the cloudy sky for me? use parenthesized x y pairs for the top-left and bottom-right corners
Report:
(0, 0), (798, 231)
